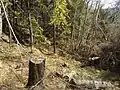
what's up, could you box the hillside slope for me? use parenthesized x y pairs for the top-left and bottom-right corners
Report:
(0, 39), (120, 90)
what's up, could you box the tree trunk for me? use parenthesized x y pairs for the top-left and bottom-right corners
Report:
(53, 1), (56, 54)
(26, 57), (45, 89)
(29, 13), (33, 53)
(0, 3), (2, 37)
(53, 24), (56, 53)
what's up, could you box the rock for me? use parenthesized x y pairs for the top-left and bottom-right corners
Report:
(63, 71), (76, 82)
(1, 34), (10, 43)
(0, 45), (4, 53)
(62, 63), (69, 67)
(89, 57), (100, 61)
(0, 62), (3, 68)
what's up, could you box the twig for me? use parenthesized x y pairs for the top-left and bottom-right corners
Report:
(29, 77), (45, 90)
(5, 62), (26, 85)
(2, 3), (8, 16)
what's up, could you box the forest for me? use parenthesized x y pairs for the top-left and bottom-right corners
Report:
(0, 0), (120, 90)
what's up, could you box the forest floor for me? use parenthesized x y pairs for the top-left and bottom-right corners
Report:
(0, 38), (120, 90)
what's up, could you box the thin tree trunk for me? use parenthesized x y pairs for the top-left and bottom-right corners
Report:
(9, 24), (12, 44)
(27, 0), (33, 53)
(0, 3), (2, 37)
(8, 8), (12, 44)
(29, 13), (33, 53)
(53, 24), (56, 53)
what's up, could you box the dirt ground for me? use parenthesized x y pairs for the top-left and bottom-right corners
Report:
(0, 39), (120, 90)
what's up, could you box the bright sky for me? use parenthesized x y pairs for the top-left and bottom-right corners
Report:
(101, 0), (117, 8)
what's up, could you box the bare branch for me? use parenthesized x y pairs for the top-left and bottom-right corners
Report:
(95, 1), (107, 40)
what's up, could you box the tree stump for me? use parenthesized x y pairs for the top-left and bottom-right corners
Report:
(26, 57), (45, 89)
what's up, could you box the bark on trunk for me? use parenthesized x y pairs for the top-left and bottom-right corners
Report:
(26, 57), (45, 89)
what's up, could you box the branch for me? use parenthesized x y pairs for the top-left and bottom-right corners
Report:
(2, 3), (8, 16)
(95, 1), (107, 40)
(0, 0), (20, 44)
(1, 0), (26, 67)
